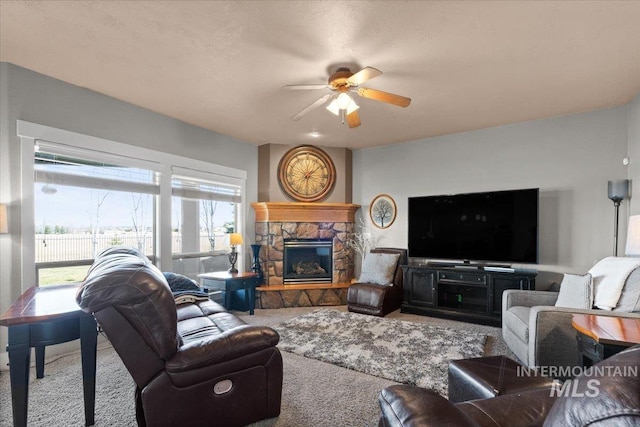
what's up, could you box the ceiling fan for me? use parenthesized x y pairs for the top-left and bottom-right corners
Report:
(282, 66), (411, 128)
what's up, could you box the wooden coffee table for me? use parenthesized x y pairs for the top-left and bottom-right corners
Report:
(571, 313), (640, 366)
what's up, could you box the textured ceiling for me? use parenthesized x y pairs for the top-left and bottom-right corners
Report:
(1, 1), (639, 149)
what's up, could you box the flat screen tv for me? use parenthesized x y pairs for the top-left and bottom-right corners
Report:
(408, 188), (538, 264)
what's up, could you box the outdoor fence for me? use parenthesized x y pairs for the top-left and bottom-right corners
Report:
(35, 232), (227, 263)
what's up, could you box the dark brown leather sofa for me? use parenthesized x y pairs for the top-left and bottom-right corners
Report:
(378, 345), (640, 427)
(76, 246), (283, 427)
(347, 248), (408, 317)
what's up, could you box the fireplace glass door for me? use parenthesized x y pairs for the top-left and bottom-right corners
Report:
(283, 239), (333, 284)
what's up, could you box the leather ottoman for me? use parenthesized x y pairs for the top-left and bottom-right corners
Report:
(448, 355), (555, 403)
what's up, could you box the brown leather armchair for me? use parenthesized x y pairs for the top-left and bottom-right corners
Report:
(347, 248), (407, 317)
(378, 345), (640, 427)
(76, 246), (283, 427)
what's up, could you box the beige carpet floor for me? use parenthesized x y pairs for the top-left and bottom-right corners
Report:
(0, 306), (513, 427)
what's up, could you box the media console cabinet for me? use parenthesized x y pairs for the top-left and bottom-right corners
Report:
(401, 265), (536, 326)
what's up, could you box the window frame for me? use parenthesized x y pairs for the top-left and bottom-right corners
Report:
(171, 174), (241, 255)
(33, 147), (161, 284)
(18, 120), (246, 287)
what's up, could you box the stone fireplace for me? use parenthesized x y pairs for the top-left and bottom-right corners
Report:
(251, 202), (360, 308)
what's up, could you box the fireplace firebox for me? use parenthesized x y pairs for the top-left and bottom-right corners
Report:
(283, 239), (333, 284)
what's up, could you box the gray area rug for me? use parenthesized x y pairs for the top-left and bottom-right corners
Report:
(275, 309), (487, 396)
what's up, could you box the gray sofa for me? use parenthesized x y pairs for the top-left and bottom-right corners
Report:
(502, 284), (640, 370)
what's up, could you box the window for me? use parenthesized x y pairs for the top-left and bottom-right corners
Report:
(34, 150), (159, 285)
(171, 173), (242, 279)
(19, 120), (247, 287)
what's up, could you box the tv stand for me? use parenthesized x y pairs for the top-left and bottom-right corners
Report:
(401, 265), (536, 326)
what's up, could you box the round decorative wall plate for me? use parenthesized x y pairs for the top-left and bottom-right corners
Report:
(278, 145), (336, 202)
(370, 194), (397, 229)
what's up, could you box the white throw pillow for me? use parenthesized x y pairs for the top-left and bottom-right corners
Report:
(358, 252), (401, 286)
(554, 273), (593, 309)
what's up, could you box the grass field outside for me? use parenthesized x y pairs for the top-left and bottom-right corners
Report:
(35, 231), (231, 286)
(39, 265), (90, 286)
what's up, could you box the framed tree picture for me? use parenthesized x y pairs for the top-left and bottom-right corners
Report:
(369, 194), (397, 229)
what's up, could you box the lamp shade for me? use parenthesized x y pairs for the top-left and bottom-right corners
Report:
(326, 99), (340, 115)
(608, 179), (629, 202)
(625, 215), (640, 256)
(229, 233), (243, 246)
(326, 94), (359, 116)
(0, 204), (7, 234)
(346, 99), (359, 114)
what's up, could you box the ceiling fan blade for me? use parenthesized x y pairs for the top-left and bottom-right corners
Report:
(356, 87), (411, 107)
(346, 110), (361, 128)
(291, 94), (332, 121)
(347, 66), (382, 86)
(281, 84), (329, 90)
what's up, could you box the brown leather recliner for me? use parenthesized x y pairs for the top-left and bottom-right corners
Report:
(347, 248), (408, 317)
(378, 345), (640, 427)
(76, 246), (283, 427)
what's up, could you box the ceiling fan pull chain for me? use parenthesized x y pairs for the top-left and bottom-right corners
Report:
(340, 109), (345, 124)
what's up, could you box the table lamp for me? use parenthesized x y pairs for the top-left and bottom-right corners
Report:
(228, 233), (243, 273)
(625, 215), (640, 257)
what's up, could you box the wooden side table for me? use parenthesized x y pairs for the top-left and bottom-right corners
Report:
(571, 313), (640, 367)
(198, 271), (259, 315)
(0, 284), (98, 427)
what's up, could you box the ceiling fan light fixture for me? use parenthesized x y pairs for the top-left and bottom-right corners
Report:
(326, 99), (340, 116)
(327, 94), (359, 117)
(346, 99), (359, 115)
(336, 93), (352, 109)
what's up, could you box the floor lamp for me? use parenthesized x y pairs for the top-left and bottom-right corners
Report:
(608, 179), (630, 256)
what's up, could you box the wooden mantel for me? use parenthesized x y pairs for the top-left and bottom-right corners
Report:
(251, 202), (361, 223)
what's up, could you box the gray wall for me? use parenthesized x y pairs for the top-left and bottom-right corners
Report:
(353, 102), (638, 289)
(628, 92), (640, 214)
(0, 63), (258, 358)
